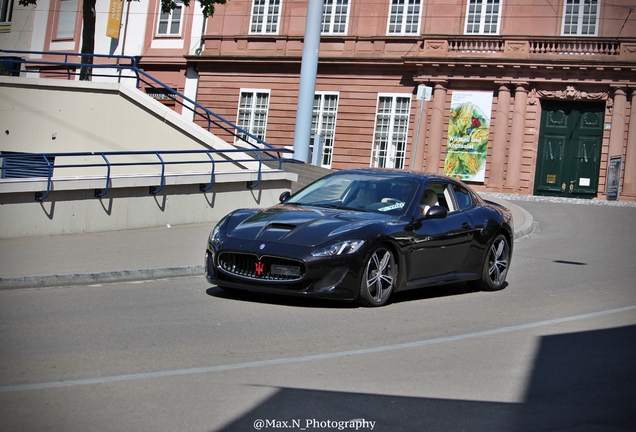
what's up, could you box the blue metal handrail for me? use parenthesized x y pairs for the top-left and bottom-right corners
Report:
(0, 49), (284, 156)
(0, 149), (295, 201)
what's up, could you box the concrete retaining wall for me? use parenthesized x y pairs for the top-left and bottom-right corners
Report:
(0, 76), (298, 237)
(0, 173), (293, 238)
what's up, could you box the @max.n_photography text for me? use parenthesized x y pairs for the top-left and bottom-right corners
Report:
(252, 418), (376, 430)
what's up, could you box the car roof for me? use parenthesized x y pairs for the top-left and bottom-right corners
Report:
(332, 168), (461, 184)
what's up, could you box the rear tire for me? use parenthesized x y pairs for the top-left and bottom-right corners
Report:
(471, 234), (510, 291)
(357, 246), (396, 307)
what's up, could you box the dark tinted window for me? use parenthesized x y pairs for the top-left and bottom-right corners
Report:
(453, 184), (473, 210)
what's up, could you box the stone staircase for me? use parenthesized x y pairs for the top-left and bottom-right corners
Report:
(267, 161), (334, 193)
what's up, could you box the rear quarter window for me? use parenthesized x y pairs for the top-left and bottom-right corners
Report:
(453, 186), (473, 210)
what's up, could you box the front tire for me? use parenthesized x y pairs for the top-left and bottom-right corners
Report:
(357, 246), (396, 307)
(472, 233), (510, 291)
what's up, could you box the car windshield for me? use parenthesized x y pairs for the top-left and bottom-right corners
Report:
(286, 173), (418, 216)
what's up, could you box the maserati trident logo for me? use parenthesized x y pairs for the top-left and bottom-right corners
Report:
(255, 261), (265, 276)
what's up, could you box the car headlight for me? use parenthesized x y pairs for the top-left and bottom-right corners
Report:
(312, 240), (365, 257)
(209, 225), (222, 245)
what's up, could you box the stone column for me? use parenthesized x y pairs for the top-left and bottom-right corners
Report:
(505, 83), (528, 189)
(608, 87), (627, 159)
(622, 89), (636, 197)
(425, 81), (448, 173)
(490, 83), (511, 189)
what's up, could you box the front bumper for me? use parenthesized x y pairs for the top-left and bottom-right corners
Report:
(204, 240), (362, 301)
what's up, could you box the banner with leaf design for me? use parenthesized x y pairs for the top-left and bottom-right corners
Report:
(444, 91), (493, 182)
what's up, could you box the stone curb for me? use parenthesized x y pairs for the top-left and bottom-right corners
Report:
(509, 201), (535, 240)
(0, 266), (205, 290)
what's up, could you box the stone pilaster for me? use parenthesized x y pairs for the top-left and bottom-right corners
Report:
(505, 83), (529, 189)
(425, 81), (448, 173)
(490, 83), (511, 189)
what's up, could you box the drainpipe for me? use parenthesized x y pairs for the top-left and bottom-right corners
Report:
(292, 0), (323, 163)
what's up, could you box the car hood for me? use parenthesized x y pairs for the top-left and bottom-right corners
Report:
(224, 205), (390, 246)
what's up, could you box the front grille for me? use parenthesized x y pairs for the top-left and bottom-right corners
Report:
(217, 252), (306, 281)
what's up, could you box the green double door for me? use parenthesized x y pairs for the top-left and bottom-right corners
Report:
(534, 101), (605, 199)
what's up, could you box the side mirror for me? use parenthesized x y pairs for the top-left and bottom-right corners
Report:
(425, 205), (448, 219)
(279, 191), (291, 203)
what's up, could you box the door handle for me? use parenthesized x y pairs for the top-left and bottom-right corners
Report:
(569, 180), (575, 193)
(461, 222), (472, 230)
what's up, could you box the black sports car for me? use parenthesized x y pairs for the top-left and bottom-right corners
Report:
(205, 168), (513, 307)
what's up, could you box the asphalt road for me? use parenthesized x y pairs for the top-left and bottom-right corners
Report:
(1, 201), (635, 432)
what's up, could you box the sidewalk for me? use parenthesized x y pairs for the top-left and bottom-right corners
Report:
(0, 196), (533, 290)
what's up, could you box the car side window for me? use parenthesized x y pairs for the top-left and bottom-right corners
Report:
(453, 184), (473, 210)
(419, 182), (456, 215)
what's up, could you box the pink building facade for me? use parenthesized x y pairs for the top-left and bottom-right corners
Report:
(195, 0), (636, 201)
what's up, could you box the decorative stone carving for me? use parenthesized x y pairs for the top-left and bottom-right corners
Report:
(622, 44), (636, 55)
(606, 97), (614, 115)
(528, 85), (608, 105)
(504, 41), (529, 55)
(424, 40), (448, 53)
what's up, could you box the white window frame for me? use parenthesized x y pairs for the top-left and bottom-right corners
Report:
(371, 94), (412, 169)
(311, 92), (340, 168)
(1, 0), (14, 25)
(562, 0), (599, 36)
(387, 0), (422, 36)
(249, 0), (282, 35)
(157, 0), (184, 37)
(235, 89), (271, 147)
(322, 0), (350, 35)
(464, 0), (501, 35)
(54, 0), (79, 40)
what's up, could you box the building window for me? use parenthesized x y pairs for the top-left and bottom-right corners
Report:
(236, 90), (270, 146)
(372, 95), (411, 169)
(54, 0), (79, 39)
(562, 0), (599, 36)
(322, 0), (349, 35)
(1, 0), (14, 25)
(157, 0), (183, 36)
(465, 0), (501, 35)
(146, 87), (177, 109)
(311, 93), (339, 168)
(250, 0), (281, 35)
(387, 0), (421, 35)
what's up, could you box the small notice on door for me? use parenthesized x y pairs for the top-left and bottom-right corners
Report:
(579, 178), (591, 187)
(546, 174), (556, 184)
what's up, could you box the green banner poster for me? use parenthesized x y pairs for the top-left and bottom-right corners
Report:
(444, 91), (493, 182)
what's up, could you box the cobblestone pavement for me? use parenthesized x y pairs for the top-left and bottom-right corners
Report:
(483, 193), (636, 208)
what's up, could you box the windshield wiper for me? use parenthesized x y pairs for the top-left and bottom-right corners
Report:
(310, 203), (350, 210)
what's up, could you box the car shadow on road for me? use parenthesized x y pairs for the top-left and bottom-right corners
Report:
(205, 287), (359, 309)
(205, 281), (488, 309)
(212, 324), (636, 432)
(390, 281), (487, 304)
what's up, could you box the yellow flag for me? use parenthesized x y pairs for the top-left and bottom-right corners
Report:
(106, 0), (124, 39)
